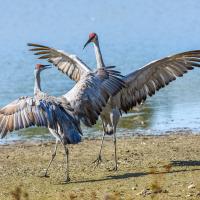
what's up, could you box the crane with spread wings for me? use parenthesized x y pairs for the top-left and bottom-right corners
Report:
(28, 33), (200, 170)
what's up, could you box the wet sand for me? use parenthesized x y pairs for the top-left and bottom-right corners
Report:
(1, 133), (200, 200)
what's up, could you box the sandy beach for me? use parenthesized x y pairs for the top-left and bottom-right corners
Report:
(0, 133), (200, 200)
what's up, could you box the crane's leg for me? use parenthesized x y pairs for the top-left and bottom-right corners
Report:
(62, 143), (70, 183)
(113, 126), (118, 171)
(111, 109), (120, 171)
(92, 122), (106, 168)
(43, 139), (59, 177)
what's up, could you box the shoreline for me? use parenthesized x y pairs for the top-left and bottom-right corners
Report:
(1, 129), (199, 146)
(0, 133), (200, 199)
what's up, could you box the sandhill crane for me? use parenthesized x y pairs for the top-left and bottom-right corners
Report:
(0, 63), (124, 182)
(28, 33), (200, 170)
(0, 64), (82, 182)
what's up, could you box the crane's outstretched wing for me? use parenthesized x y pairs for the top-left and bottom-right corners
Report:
(116, 50), (200, 112)
(27, 43), (92, 82)
(0, 96), (81, 144)
(65, 66), (125, 126)
(0, 97), (48, 138)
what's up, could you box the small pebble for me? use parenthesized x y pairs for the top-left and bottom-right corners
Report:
(188, 184), (195, 189)
(136, 189), (152, 196)
(186, 194), (193, 197)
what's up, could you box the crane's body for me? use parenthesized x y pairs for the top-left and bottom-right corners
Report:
(0, 64), (83, 182)
(34, 65), (82, 146)
(0, 57), (124, 182)
(28, 33), (200, 171)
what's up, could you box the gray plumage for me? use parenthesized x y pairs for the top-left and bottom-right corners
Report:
(63, 66), (125, 127)
(28, 33), (200, 170)
(0, 58), (124, 181)
(0, 64), (83, 182)
(27, 43), (125, 129)
(0, 65), (82, 144)
(28, 43), (91, 82)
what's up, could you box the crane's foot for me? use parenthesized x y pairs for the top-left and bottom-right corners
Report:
(38, 171), (50, 178)
(92, 155), (102, 169)
(113, 161), (118, 171)
(108, 166), (118, 171)
(43, 171), (50, 177)
(63, 177), (71, 184)
(113, 165), (118, 171)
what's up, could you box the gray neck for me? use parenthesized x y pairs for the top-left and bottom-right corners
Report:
(93, 38), (105, 68)
(34, 69), (41, 95)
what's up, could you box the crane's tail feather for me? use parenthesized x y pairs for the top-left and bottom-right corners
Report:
(105, 124), (114, 135)
(63, 129), (81, 144)
(57, 107), (82, 145)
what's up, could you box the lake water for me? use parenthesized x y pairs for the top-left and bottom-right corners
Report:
(1, 0), (200, 143)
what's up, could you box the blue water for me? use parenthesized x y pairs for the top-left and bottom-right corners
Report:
(1, 0), (200, 143)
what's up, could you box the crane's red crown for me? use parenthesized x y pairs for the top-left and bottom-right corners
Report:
(35, 64), (44, 70)
(89, 32), (97, 39)
(83, 33), (97, 49)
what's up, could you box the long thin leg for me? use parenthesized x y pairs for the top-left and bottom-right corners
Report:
(44, 140), (59, 177)
(98, 130), (106, 160)
(62, 143), (70, 183)
(113, 127), (118, 171)
(110, 109), (120, 171)
(92, 131), (106, 167)
(92, 122), (106, 167)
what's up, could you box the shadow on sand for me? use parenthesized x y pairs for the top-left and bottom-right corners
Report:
(56, 162), (200, 185)
(171, 160), (200, 167)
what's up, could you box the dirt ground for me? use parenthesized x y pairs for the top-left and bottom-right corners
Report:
(0, 133), (200, 200)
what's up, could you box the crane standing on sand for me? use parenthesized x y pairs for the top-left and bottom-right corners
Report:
(0, 64), (82, 182)
(28, 33), (200, 170)
(0, 63), (124, 182)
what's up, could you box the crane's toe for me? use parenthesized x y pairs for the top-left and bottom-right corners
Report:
(63, 177), (71, 183)
(38, 171), (50, 178)
(92, 155), (102, 169)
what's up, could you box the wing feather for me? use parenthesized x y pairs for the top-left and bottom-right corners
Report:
(116, 50), (200, 112)
(0, 97), (56, 138)
(65, 66), (125, 126)
(27, 43), (92, 82)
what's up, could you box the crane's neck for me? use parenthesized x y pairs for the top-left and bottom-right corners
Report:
(93, 38), (105, 68)
(34, 69), (41, 95)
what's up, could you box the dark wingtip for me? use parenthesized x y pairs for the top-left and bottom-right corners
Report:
(27, 43), (48, 48)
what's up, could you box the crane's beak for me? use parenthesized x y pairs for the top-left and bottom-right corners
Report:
(83, 37), (93, 49)
(42, 64), (52, 70)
